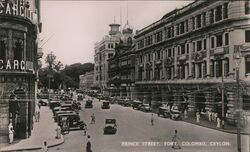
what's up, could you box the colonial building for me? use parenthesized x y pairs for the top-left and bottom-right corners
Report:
(134, 1), (250, 124)
(107, 22), (135, 99)
(93, 23), (122, 95)
(0, 0), (42, 143)
(79, 71), (94, 91)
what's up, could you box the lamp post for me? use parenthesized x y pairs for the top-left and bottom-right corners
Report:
(234, 45), (242, 152)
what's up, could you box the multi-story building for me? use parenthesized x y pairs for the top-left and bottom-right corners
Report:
(93, 23), (122, 95)
(0, 0), (42, 142)
(79, 71), (94, 91)
(107, 22), (136, 99)
(134, 0), (250, 124)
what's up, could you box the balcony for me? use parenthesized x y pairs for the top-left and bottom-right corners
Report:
(178, 54), (188, 61)
(135, 77), (235, 85)
(155, 59), (162, 65)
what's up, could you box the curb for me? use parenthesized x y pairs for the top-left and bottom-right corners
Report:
(183, 120), (250, 135)
(0, 136), (65, 152)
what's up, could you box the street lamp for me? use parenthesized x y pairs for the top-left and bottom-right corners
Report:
(233, 45), (242, 152)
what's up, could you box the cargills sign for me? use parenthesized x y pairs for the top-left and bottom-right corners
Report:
(0, 0), (37, 22)
(0, 59), (34, 72)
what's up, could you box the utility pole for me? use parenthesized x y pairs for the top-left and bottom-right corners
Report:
(236, 65), (241, 152)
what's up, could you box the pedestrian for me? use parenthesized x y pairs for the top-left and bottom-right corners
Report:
(86, 135), (92, 152)
(83, 123), (87, 136)
(9, 124), (14, 144)
(90, 113), (95, 124)
(151, 114), (154, 126)
(172, 130), (181, 149)
(42, 141), (48, 152)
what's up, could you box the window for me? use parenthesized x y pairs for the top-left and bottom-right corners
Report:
(225, 33), (229, 45)
(216, 34), (223, 47)
(192, 17), (195, 30)
(245, 55), (250, 74)
(210, 9), (214, 24)
(223, 3), (228, 19)
(176, 25), (179, 35)
(245, 1), (250, 15)
(224, 58), (229, 76)
(197, 40), (202, 51)
(193, 42), (196, 52)
(203, 39), (207, 50)
(180, 22), (185, 34)
(177, 46), (180, 55)
(186, 43), (189, 54)
(185, 20), (189, 32)
(14, 41), (23, 61)
(203, 61), (207, 77)
(210, 61), (214, 77)
(215, 5), (222, 22)
(181, 44), (185, 54)
(0, 41), (6, 61)
(156, 51), (161, 60)
(168, 48), (172, 57)
(245, 30), (250, 42)
(211, 37), (215, 48)
(172, 48), (175, 57)
(108, 53), (113, 59)
(202, 12), (206, 26)
(197, 14), (201, 28)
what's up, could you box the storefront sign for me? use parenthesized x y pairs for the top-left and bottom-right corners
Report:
(0, 59), (34, 71)
(0, 0), (37, 22)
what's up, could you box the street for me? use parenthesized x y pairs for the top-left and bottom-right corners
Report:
(32, 98), (249, 152)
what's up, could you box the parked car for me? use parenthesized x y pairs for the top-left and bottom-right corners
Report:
(101, 100), (110, 109)
(38, 99), (48, 106)
(49, 100), (61, 109)
(158, 106), (171, 118)
(85, 100), (93, 108)
(139, 104), (151, 112)
(132, 100), (143, 110)
(103, 119), (117, 134)
(170, 105), (182, 120)
(57, 112), (86, 131)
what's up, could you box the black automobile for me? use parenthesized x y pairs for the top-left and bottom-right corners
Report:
(103, 119), (117, 134)
(38, 99), (48, 106)
(170, 105), (182, 120)
(158, 106), (171, 118)
(139, 103), (151, 112)
(57, 112), (86, 131)
(85, 100), (93, 108)
(101, 100), (110, 109)
(132, 100), (143, 110)
(49, 100), (61, 109)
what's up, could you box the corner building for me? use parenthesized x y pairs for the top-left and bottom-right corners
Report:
(0, 0), (41, 142)
(134, 1), (250, 124)
(93, 23), (121, 95)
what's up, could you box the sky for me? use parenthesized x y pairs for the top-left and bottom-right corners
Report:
(40, 1), (193, 66)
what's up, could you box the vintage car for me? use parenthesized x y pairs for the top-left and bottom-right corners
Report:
(170, 105), (182, 120)
(49, 100), (61, 109)
(103, 119), (117, 134)
(139, 103), (151, 112)
(54, 110), (75, 122)
(85, 100), (93, 108)
(122, 98), (132, 107)
(38, 99), (48, 106)
(101, 100), (110, 109)
(158, 106), (171, 118)
(132, 100), (143, 110)
(57, 112), (86, 131)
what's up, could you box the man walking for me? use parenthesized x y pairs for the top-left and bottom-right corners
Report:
(172, 130), (181, 149)
(86, 135), (92, 152)
(90, 113), (95, 124)
(151, 114), (154, 126)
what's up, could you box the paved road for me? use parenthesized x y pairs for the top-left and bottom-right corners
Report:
(32, 98), (249, 152)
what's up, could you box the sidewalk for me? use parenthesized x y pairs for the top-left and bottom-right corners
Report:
(0, 106), (64, 152)
(183, 116), (250, 135)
